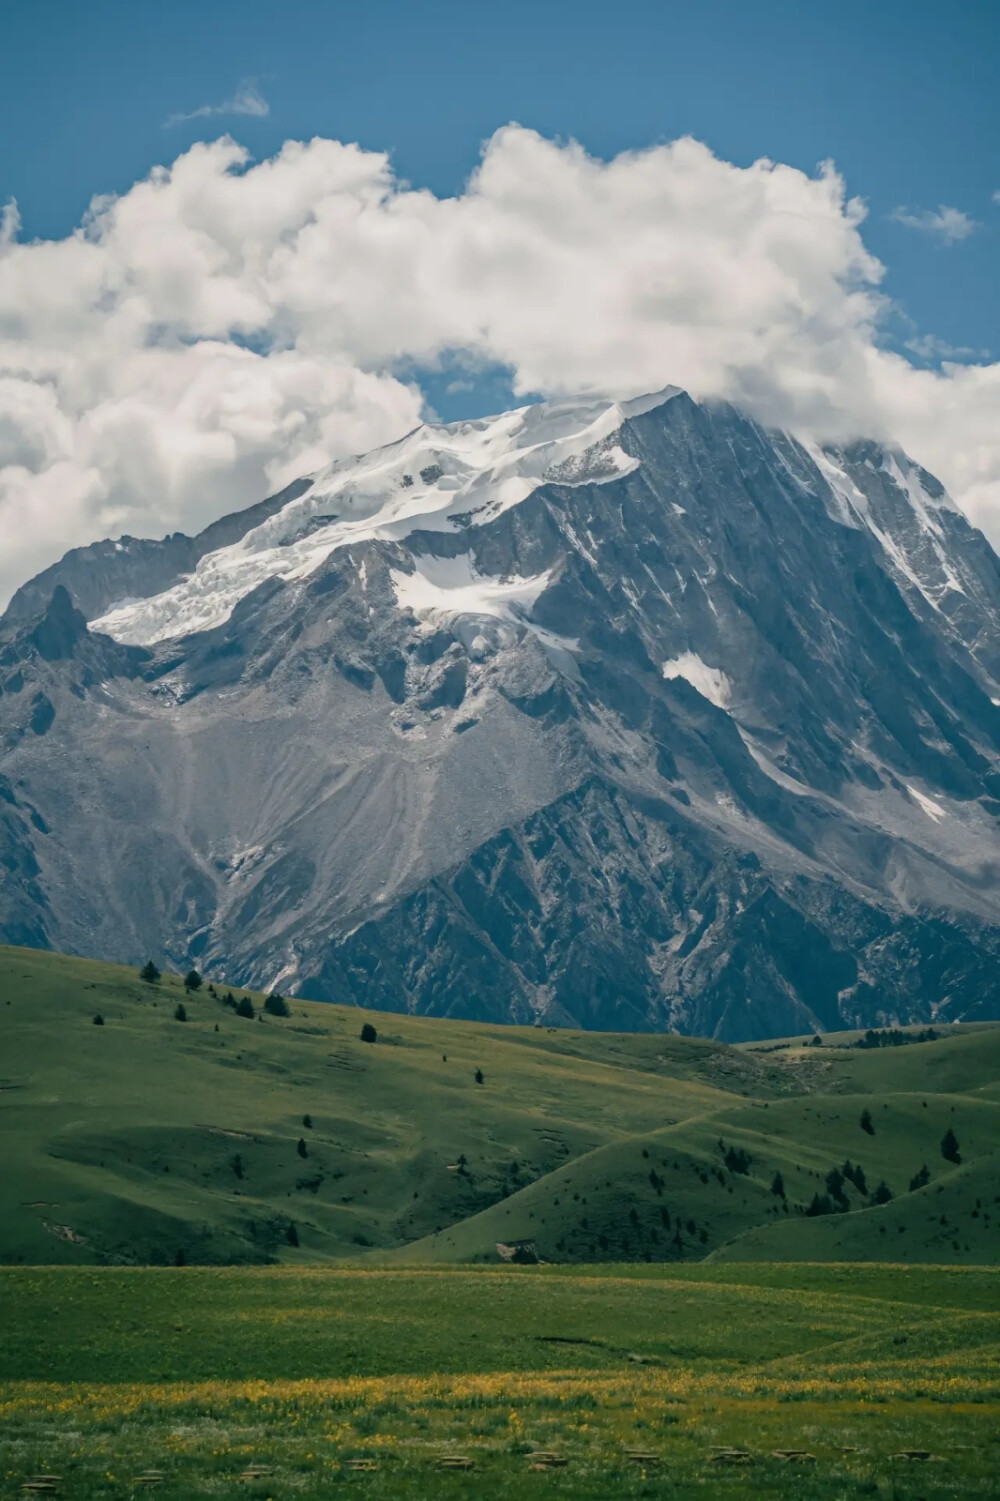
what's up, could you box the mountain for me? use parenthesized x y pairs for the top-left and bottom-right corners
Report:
(4, 387), (1000, 1040)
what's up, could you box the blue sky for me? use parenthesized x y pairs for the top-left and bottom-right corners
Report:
(2, 0), (999, 602)
(2, 0), (997, 385)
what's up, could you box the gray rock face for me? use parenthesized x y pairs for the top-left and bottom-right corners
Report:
(4, 390), (1000, 1039)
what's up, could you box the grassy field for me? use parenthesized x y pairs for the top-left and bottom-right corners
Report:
(3, 948), (999, 1497)
(2, 1262), (998, 1499)
(2, 944), (999, 1270)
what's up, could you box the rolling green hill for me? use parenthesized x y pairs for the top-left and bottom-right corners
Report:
(2, 944), (998, 1267)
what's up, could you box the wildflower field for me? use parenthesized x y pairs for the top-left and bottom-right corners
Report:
(2, 1262), (998, 1499)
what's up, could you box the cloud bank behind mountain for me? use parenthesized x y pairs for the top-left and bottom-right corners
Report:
(1, 125), (998, 607)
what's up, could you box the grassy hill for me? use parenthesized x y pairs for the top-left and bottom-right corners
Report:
(2, 944), (998, 1267)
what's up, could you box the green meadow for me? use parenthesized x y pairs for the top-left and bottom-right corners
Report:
(2, 1263), (999, 1498)
(3, 945), (998, 1269)
(1, 946), (998, 1497)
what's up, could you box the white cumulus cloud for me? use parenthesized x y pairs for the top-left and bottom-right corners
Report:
(1, 125), (1000, 609)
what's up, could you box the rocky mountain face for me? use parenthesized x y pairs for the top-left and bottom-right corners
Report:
(4, 389), (1000, 1040)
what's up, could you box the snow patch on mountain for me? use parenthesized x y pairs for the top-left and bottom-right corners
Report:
(809, 445), (869, 529)
(662, 652), (731, 708)
(391, 554), (553, 626)
(907, 784), (946, 822)
(810, 444), (969, 613)
(91, 391), (676, 646)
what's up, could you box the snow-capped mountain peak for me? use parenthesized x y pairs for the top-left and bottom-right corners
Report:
(91, 388), (678, 646)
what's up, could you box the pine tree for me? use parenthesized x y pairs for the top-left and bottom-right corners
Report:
(184, 969), (202, 992)
(825, 1167), (848, 1207)
(941, 1128), (961, 1164)
(140, 960), (160, 984)
(724, 1145), (751, 1174)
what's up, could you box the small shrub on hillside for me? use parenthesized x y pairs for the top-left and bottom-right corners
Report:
(174, 1002), (187, 1022)
(860, 1108), (875, 1135)
(909, 1164), (931, 1191)
(264, 992), (290, 1017)
(230, 1154), (244, 1180)
(92, 1013), (104, 1026)
(360, 1022), (377, 1043)
(184, 969), (202, 991)
(475, 1068), (484, 1085)
(297, 1138), (308, 1159)
(809, 1034), (823, 1047)
(140, 960), (160, 983)
(771, 1171), (786, 1198)
(236, 996), (255, 1019)
(941, 1128), (961, 1164)
(302, 1114), (312, 1129)
(872, 1180), (893, 1205)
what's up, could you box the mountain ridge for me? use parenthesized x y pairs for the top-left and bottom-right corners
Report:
(4, 387), (1000, 1038)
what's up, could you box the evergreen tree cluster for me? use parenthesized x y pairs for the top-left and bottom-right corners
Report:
(717, 1139), (752, 1175)
(854, 1027), (939, 1050)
